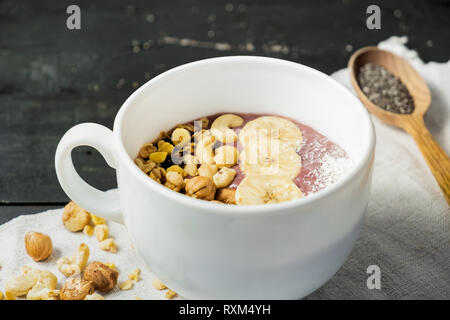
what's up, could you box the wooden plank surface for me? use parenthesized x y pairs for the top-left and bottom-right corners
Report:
(0, 0), (449, 211)
(0, 205), (62, 225)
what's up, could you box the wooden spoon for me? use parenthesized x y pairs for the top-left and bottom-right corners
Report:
(349, 46), (450, 204)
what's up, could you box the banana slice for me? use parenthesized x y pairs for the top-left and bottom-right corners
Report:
(236, 175), (303, 205)
(239, 140), (302, 178)
(239, 116), (303, 151)
(210, 114), (244, 143)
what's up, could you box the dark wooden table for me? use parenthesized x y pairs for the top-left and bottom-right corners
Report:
(0, 0), (449, 298)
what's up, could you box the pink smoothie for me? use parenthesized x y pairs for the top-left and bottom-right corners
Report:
(206, 113), (351, 196)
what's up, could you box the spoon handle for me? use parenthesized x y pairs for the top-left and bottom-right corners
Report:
(403, 116), (450, 205)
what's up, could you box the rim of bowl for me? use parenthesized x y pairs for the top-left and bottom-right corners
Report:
(114, 56), (375, 217)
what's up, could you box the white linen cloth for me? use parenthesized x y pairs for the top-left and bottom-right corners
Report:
(308, 36), (449, 299)
(0, 209), (179, 300)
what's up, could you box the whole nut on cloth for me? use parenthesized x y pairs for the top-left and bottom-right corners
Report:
(83, 261), (119, 292)
(57, 243), (90, 277)
(185, 176), (216, 200)
(60, 277), (94, 300)
(24, 232), (53, 261)
(1, 208), (186, 300)
(62, 201), (91, 232)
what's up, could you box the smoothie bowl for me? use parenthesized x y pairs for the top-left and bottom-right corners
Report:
(55, 56), (375, 299)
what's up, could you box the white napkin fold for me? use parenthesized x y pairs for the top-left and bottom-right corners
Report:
(0, 209), (180, 300)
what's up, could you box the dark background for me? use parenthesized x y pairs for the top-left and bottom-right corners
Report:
(0, 0), (449, 300)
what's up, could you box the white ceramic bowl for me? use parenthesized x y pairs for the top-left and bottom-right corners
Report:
(55, 56), (375, 299)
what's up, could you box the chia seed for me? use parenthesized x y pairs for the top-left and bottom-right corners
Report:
(357, 63), (415, 114)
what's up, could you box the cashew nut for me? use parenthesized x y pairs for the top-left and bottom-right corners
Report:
(57, 243), (90, 277)
(4, 267), (41, 297)
(213, 167), (237, 189)
(26, 270), (59, 300)
(193, 129), (211, 142)
(5, 267), (59, 300)
(213, 145), (238, 168)
(171, 128), (191, 147)
(62, 201), (91, 232)
(194, 134), (216, 164)
(184, 154), (199, 165)
(184, 163), (199, 177)
(210, 114), (244, 143)
(198, 163), (218, 179)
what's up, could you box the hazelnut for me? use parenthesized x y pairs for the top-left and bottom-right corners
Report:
(60, 277), (94, 300)
(62, 201), (91, 232)
(215, 188), (236, 204)
(185, 176), (216, 200)
(25, 232), (53, 262)
(83, 261), (119, 292)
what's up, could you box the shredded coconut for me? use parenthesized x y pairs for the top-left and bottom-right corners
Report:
(299, 153), (354, 195)
(316, 154), (354, 192)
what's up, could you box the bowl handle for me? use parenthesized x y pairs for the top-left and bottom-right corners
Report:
(55, 123), (122, 223)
